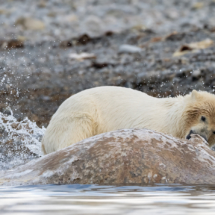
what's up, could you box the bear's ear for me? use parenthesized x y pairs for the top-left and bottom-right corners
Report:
(191, 90), (199, 100)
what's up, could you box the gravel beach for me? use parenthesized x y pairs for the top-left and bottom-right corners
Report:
(1, 0), (215, 127)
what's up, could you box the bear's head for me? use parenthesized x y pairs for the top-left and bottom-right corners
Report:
(184, 90), (215, 147)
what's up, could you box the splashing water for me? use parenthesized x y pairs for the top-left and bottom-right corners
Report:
(0, 108), (46, 170)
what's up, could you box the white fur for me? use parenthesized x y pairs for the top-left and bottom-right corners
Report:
(42, 86), (191, 154)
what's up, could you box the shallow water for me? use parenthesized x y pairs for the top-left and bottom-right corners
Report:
(0, 184), (215, 215)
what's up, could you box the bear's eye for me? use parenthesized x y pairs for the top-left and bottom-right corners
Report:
(201, 116), (206, 122)
(213, 131), (215, 135)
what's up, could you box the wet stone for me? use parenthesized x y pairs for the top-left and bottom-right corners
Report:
(119, 44), (142, 54)
(0, 129), (215, 186)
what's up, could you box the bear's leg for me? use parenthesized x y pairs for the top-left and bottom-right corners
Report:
(58, 116), (97, 150)
(42, 115), (97, 154)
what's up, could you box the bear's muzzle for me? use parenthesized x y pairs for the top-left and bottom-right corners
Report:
(186, 130), (208, 142)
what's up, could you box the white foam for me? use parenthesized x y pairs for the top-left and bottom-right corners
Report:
(0, 110), (46, 170)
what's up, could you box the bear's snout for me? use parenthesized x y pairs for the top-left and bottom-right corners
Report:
(186, 130), (208, 142)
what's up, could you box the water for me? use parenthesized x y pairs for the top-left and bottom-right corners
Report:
(0, 111), (45, 170)
(0, 113), (215, 214)
(1, 184), (215, 215)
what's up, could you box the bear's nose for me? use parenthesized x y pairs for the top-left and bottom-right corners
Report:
(186, 130), (193, 140)
(186, 130), (208, 142)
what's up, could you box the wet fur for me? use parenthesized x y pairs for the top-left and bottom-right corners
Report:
(42, 87), (215, 154)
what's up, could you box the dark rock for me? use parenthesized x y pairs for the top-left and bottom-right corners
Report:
(0, 40), (24, 50)
(165, 32), (186, 41)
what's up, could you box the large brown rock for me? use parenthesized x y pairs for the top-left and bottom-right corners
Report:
(1, 129), (215, 186)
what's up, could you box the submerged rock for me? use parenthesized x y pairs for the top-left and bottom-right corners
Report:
(0, 129), (215, 186)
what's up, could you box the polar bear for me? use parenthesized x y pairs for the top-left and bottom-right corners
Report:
(42, 86), (215, 154)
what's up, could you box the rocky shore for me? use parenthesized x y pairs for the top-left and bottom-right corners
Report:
(0, 1), (215, 127)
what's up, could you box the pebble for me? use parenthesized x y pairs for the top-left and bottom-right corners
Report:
(192, 70), (201, 78)
(83, 15), (104, 37)
(119, 44), (142, 54)
(15, 17), (45, 31)
(69, 52), (96, 60)
(0, 1), (214, 42)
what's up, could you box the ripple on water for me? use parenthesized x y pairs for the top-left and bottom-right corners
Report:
(0, 184), (215, 215)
